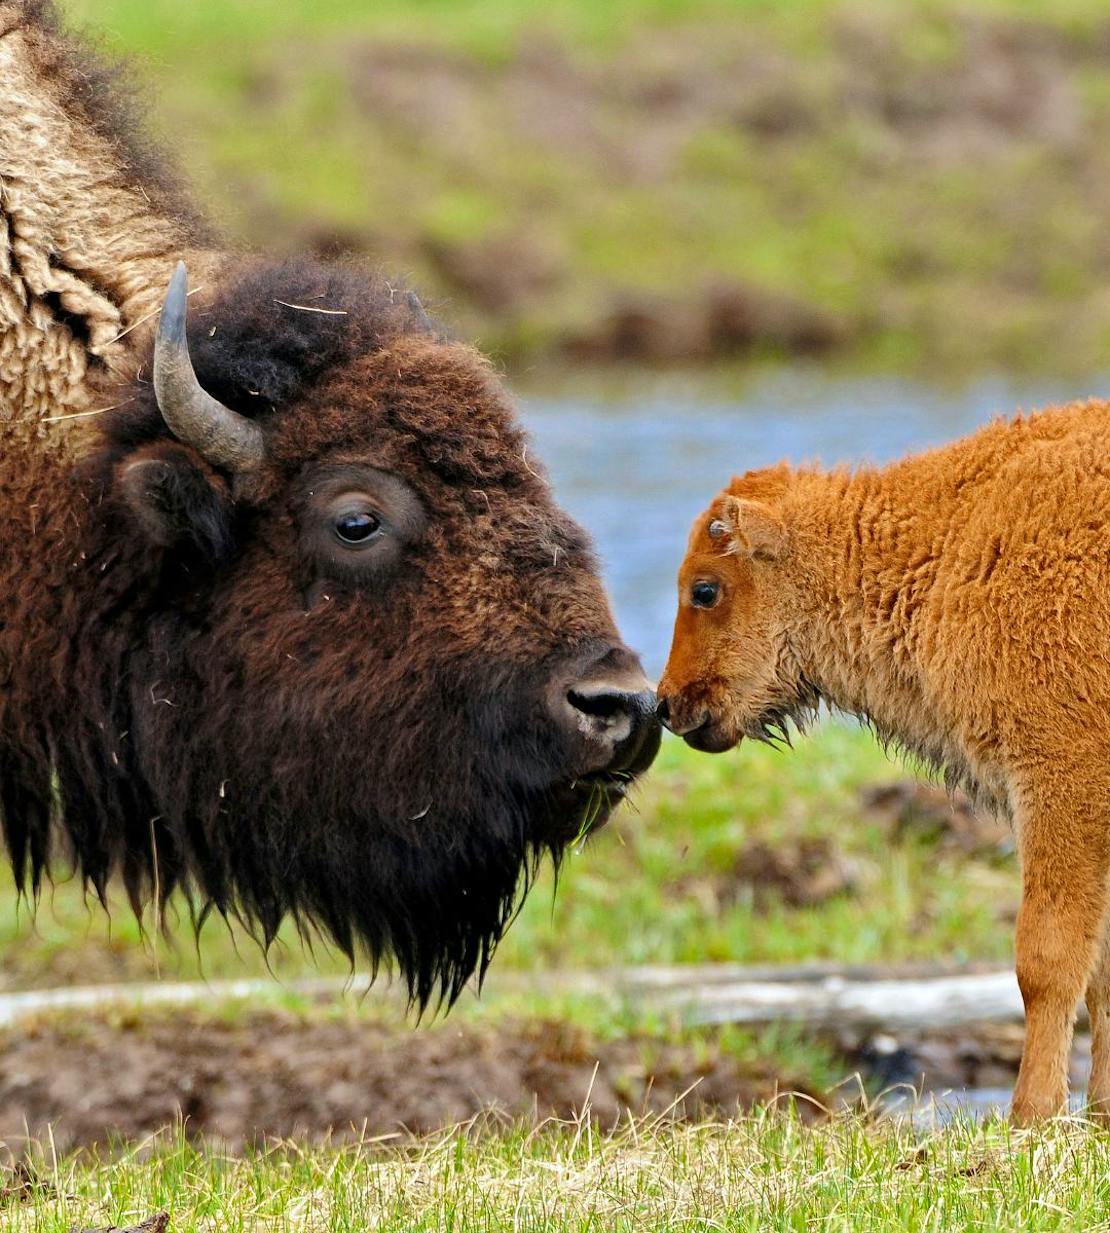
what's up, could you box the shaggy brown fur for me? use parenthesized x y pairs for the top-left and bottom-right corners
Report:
(0, 0), (216, 451)
(0, 3), (659, 1008)
(659, 400), (1110, 1123)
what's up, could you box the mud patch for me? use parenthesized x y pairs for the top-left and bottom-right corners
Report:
(710, 837), (863, 912)
(422, 231), (565, 314)
(863, 781), (1014, 858)
(852, 1024), (1090, 1098)
(0, 1159), (52, 1205)
(0, 1011), (818, 1154)
(76, 1217), (167, 1233)
(562, 281), (847, 363)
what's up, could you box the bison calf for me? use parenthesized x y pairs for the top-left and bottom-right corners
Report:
(658, 401), (1110, 1123)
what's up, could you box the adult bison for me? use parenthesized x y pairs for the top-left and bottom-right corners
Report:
(0, 1), (659, 1007)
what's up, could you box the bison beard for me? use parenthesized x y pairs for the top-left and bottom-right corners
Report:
(6, 624), (604, 1010)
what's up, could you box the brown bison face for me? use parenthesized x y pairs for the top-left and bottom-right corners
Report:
(657, 468), (815, 754)
(66, 260), (659, 1008)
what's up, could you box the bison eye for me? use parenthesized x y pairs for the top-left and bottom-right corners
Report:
(334, 511), (382, 545)
(691, 580), (720, 609)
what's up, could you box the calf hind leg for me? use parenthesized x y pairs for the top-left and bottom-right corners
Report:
(1011, 789), (1110, 1125)
(1084, 920), (1110, 1120)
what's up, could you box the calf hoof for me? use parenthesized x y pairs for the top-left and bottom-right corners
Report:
(1010, 1092), (1066, 1126)
(1085, 1097), (1110, 1127)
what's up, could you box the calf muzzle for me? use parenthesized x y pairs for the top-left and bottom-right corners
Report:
(655, 693), (739, 754)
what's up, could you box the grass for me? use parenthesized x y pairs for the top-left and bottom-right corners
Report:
(52, 0), (1110, 372)
(0, 723), (1019, 994)
(10, 1112), (1110, 1231)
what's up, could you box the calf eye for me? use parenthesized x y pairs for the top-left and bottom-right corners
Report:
(691, 580), (720, 609)
(334, 511), (381, 545)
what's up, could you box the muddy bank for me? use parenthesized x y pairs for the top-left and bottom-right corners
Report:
(0, 1011), (817, 1154)
(0, 1003), (1058, 1154)
(852, 1024), (1090, 1100)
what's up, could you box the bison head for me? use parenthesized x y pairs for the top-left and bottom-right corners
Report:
(657, 466), (818, 754)
(41, 259), (659, 1008)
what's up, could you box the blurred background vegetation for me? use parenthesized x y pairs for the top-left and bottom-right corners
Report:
(66, 0), (1110, 373)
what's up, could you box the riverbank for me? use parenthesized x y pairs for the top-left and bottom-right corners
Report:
(0, 994), (1075, 1154)
(0, 965), (1077, 1153)
(61, 0), (1110, 373)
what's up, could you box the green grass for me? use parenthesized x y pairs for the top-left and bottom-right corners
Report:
(11, 1112), (1110, 1232)
(52, 0), (1110, 372)
(0, 724), (1019, 995)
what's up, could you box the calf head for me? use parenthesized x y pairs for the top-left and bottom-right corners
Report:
(657, 466), (817, 752)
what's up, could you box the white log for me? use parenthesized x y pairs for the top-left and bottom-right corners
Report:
(0, 963), (1042, 1032)
(653, 970), (1027, 1031)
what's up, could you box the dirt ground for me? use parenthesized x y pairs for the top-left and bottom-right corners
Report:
(0, 1004), (1061, 1155)
(0, 1010), (818, 1154)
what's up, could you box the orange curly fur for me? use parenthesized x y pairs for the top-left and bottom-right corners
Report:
(660, 400), (1110, 1123)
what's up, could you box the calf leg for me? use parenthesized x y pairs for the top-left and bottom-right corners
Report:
(1084, 920), (1110, 1120)
(1011, 790), (1110, 1125)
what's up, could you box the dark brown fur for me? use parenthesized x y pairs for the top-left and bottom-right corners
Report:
(0, 9), (658, 1008)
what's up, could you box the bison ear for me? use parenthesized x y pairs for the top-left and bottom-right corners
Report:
(719, 495), (786, 561)
(118, 444), (234, 562)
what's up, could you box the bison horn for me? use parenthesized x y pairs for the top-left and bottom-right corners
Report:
(406, 289), (435, 334)
(153, 262), (265, 472)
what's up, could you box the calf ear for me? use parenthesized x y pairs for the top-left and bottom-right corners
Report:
(719, 495), (786, 561)
(118, 443), (234, 562)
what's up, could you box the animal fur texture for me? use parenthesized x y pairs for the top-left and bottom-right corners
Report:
(0, 1), (213, 453)
(0, 1), (659, 1009)
(658, 400), (1110, 1122)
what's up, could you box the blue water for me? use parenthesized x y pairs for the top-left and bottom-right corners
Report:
(522, 368), (1110, 676)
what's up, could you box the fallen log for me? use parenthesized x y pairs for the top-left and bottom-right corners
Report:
(648, 969), (1030, 1031)
(0, 962), (1041, 1034)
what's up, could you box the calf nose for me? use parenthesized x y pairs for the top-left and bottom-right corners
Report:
(561, 658), (659, 773)
(654, 691), (707, 739)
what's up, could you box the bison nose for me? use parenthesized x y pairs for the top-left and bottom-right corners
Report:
(656, 696), (671, 728)
(560, 657), (659, 774)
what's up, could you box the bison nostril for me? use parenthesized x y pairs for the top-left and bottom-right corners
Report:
(557, 656), (659, 770)
(564, 677), (656, 754)
(566, 682), (656, 723)
(568, 685), (632, 720)
(656, 696), (671, 726)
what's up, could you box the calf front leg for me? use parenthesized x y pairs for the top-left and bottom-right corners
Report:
(1011, 782), (1110, 1125)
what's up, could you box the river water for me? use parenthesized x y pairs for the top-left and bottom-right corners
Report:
(522, 367), (1110, 677)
